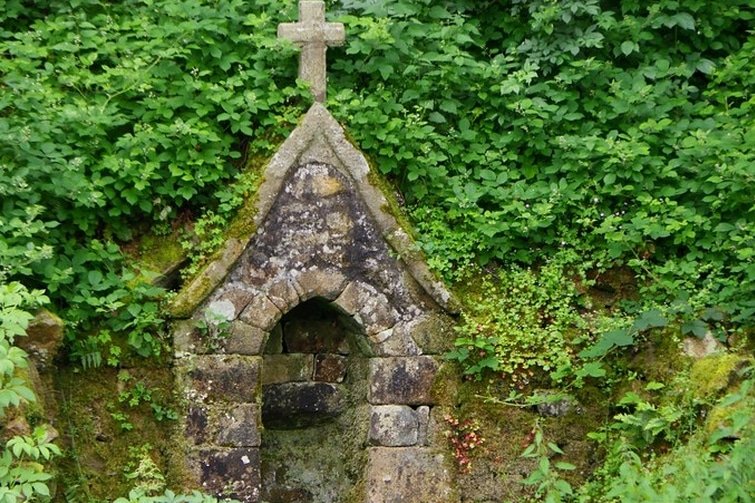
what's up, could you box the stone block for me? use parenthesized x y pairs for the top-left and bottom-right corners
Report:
(266, 278), (300, 314)
(262, 382), (342, 429)
(261, 354), (314, 384)
(239, 294), (282, 331)
(283, 319), (347, 353)
(369, 405), (419, 447)
(185, 405), (208, 445)
(365, 447), (458, 503)
(334, 281), (398, 336)
(417, 405), (430, 446)
(291, 268), (348, 302)
(173, 319), (205, 356)
(215, 285), (256, 319)
(187, 356), (260, 403)
(313, 354), (347, 383)
(223, 321), (266, 355)
(369, 357), (440, 405)
(373, 323), (421, 357)
(197, 448), (261, 502)
(215, 404), (261, 447)
(403, 313), (457, 355)
(205, 299), (237, 323)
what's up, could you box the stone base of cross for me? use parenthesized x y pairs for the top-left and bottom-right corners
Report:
(278, 1), (345, 103)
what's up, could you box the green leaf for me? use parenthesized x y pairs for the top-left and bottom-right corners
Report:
(696, 59), (716, 75)
(87, 270), (103, 286)
(633, 310), (667, 331)
(620, 41), (636, 56)
(682, 319), (708, 338)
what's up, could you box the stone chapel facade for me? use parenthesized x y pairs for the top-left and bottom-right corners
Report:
(169, 104), (460, 502)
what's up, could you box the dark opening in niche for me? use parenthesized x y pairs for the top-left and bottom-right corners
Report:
(260, 297), (369, 503)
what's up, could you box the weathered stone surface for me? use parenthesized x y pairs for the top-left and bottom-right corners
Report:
(198, 448), (261, 502)
(215, 404), (261, 447)
(224, 321), (266, 355)
(239, 294), (282, 331)
(374, 323), (421, 356)
(291, 268), (348, 302)
(262, 354), (314, 384)
(266, 278), (300, 314)
(417, 405), (430, 446)
(365, 447), (458, 503)
(313, 353), (347, 382)
(187, 356), (260, 403)
(369, 357), (440, 405)
(335, 282), (398, 335)
(369, 405), (419, 447)
(173, 318), (204, 356)
(206, 300), (235, 323)
(683, 332), (724, 358)
(186, 405), (209, 445)
(283, 318), (347, 353)
(20, 309), (64, 370)
(402, 313), (457, 355)
(262, 382), (342, 429)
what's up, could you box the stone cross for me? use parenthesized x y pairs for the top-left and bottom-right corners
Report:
(278, 0), (345, 103)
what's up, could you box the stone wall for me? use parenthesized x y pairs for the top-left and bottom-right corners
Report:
(173, 161), (458, 502)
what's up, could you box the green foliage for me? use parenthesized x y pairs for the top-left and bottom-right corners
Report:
(124, 445), (166, 496)
(0, 283), (59, 500)
(521, 419), (576, 503)
(110, 372), (178, 432)
(0, 0), (308, 358)
(580, 367), (755, 502)
(113, 489), (234, 503)
(331, 0), (755, 330)
(447, 251), (590, 383)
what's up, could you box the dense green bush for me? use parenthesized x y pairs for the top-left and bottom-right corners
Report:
(331, 0), (754, 332)
(2, 0), (753, 353)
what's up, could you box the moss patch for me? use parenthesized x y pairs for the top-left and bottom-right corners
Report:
(448, 379), (607, 503)
(689, 353), (751, 399)
(54, 365), (187, 500)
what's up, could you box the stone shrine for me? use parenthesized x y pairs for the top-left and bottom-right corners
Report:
(169, 2), (459, 501)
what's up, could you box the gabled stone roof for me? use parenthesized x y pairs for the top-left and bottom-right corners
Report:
(169, 103), (457, 318)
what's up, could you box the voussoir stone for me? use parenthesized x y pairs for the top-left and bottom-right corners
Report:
(369, 405), (419, 447)
(291, 268), (348, 301)
(369, 356), (439, 405)
(239, 294), (282, 331)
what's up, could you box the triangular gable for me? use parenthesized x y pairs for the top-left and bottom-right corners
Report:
(170, 103), (457, 318)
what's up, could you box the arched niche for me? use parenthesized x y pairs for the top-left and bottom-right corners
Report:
(259, 298), (369, 503)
